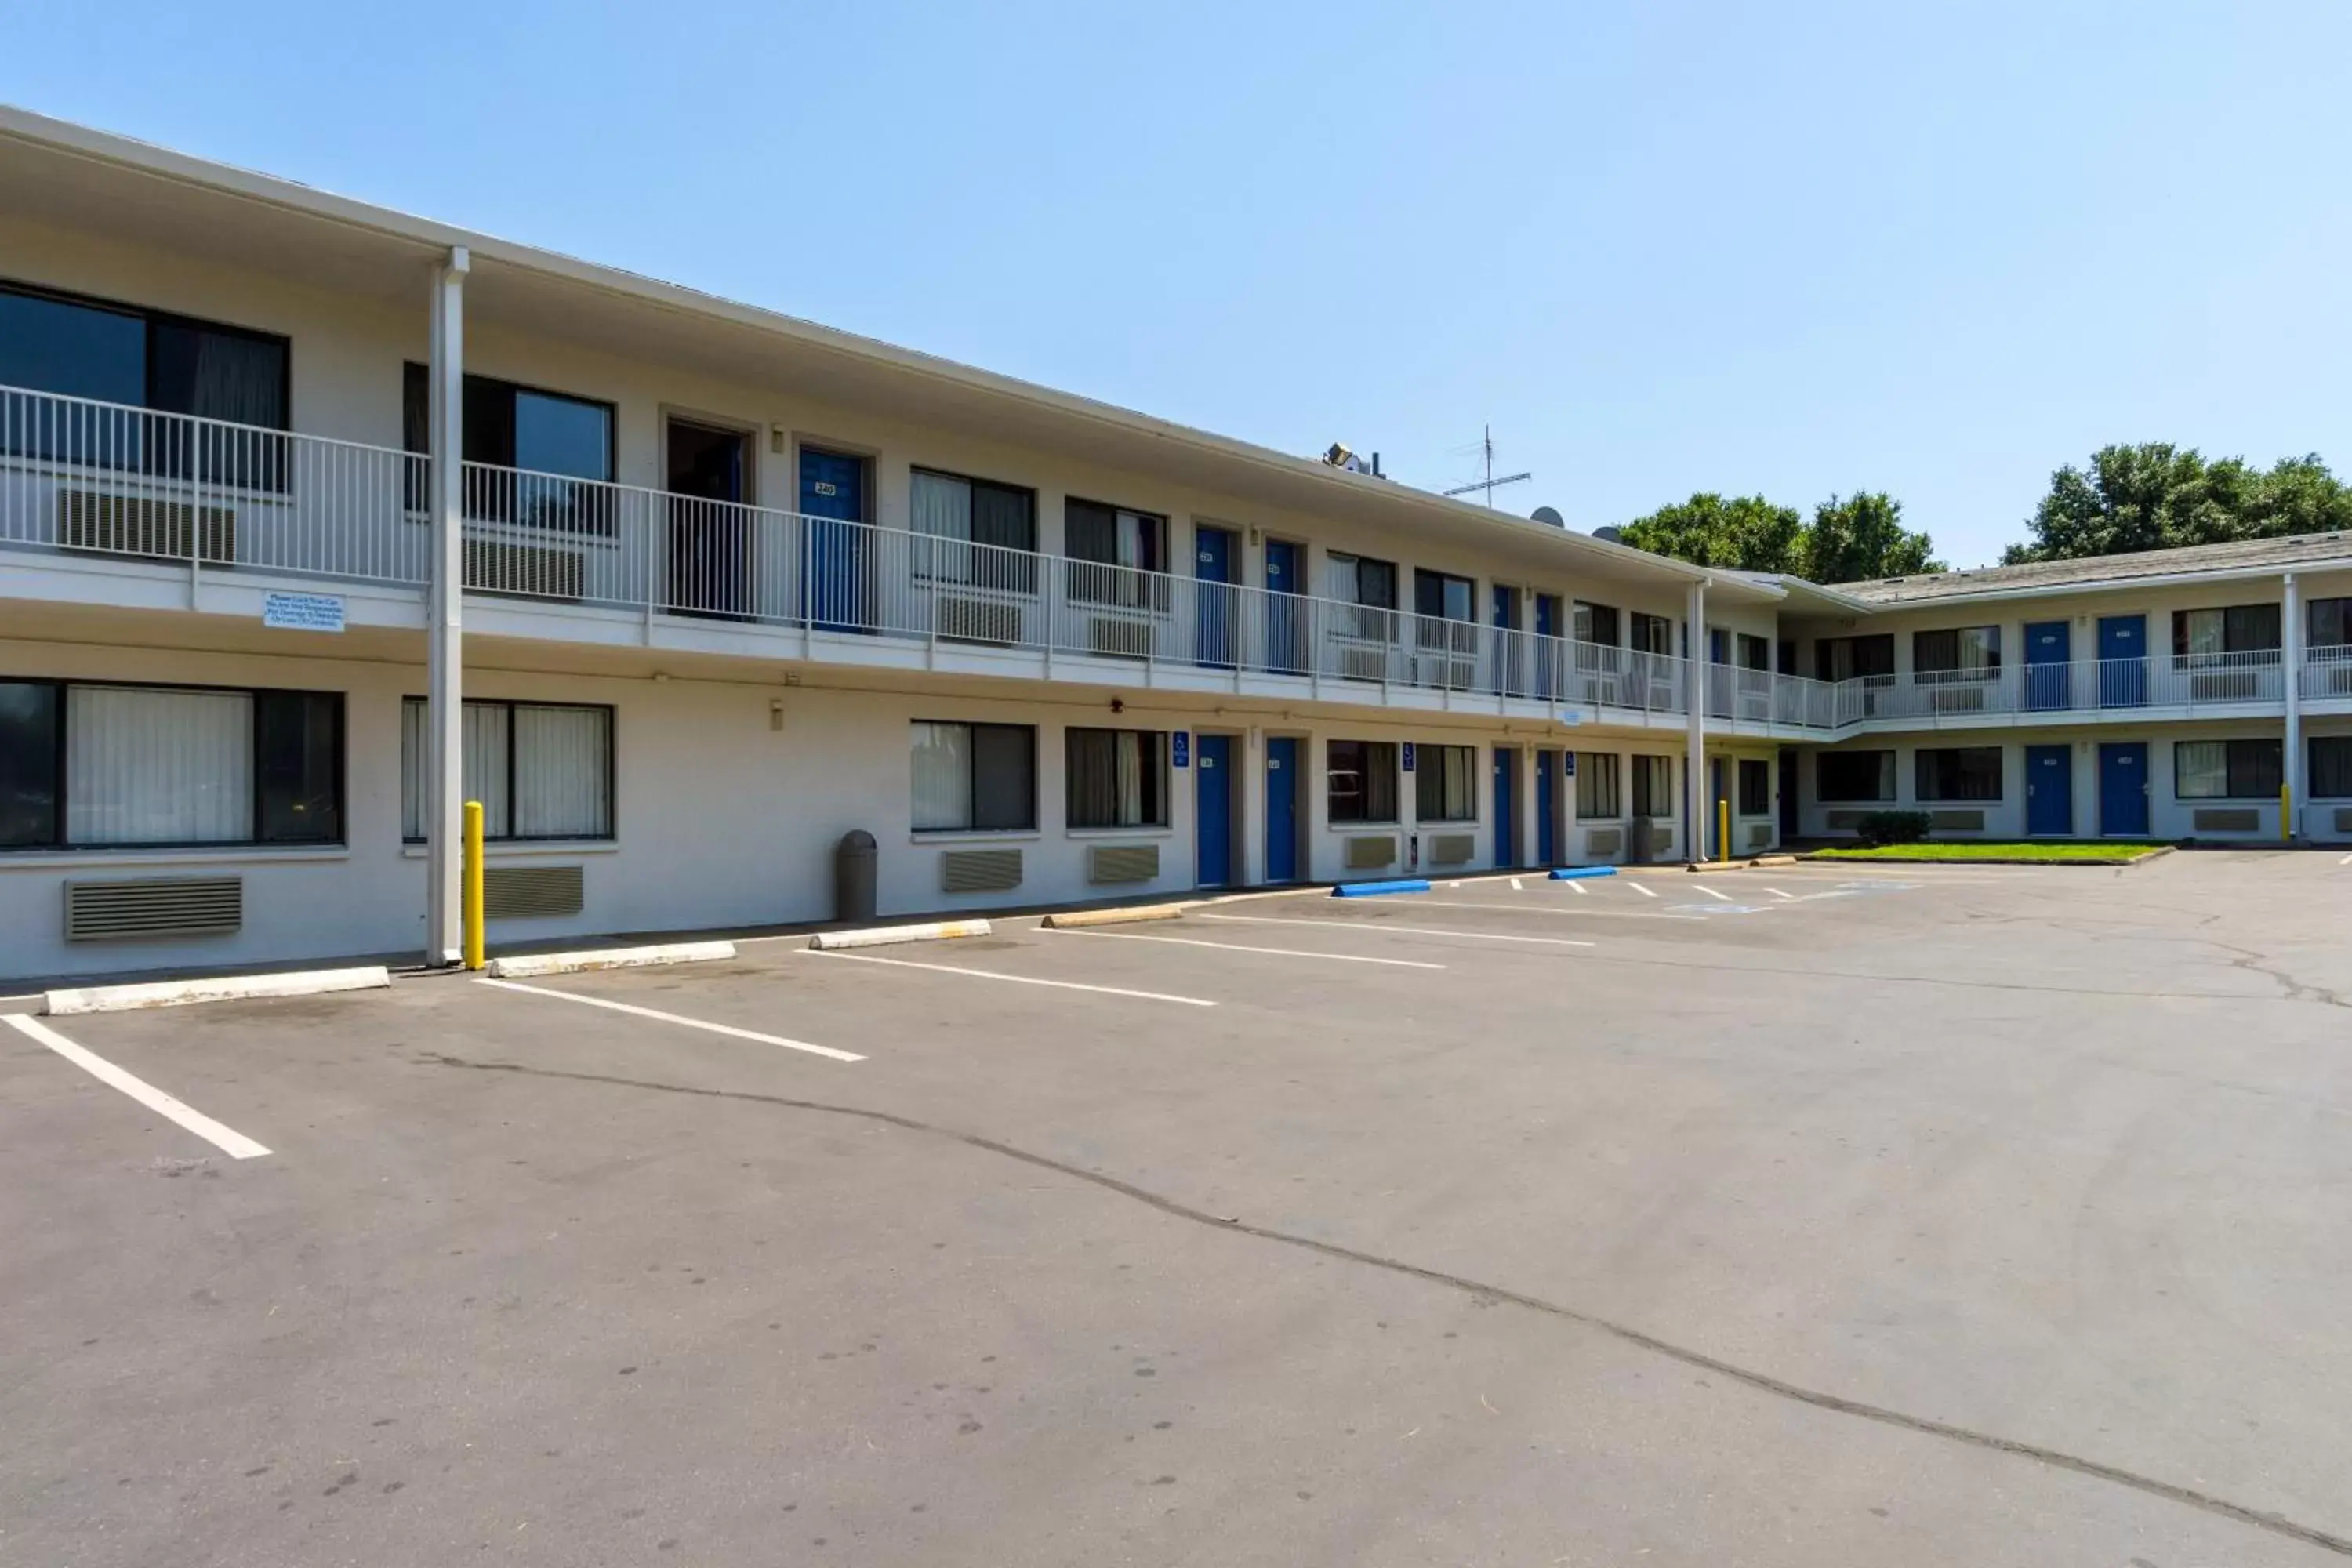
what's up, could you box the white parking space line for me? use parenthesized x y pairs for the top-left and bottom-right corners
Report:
(1626, 880), (1660, 898)
(478, 978), (865, 1062)
(805, 949), (1217, 1007)
(1509, 877), (1523, 891)
(1413, 898), (1701, 923)
(1044, 927), (1446, 970)
(3, 1013), (270, 1160)
(2339, 852), (2352, 866)
(1762, 887), (1794, 900)
(1694, 884), (1733, 902)
(1566, 880), (1589, 895)
(1196, 913), (1594, 949)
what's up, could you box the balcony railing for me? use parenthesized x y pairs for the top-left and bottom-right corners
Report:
(0, 385), (2324, 735)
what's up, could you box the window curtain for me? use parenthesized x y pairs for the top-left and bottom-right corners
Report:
(2310, 738), (2352, 799)
(913, 471), (973, 583)
(970, 725), (1034, 830)
(401, 699), (514, 840)
(910, 722), (971, 831)
(66, 685), (251, 844)
(1067, 729), (1119, 828)
(514, 706), (610, 838)
(1576, 753), (1620, 819)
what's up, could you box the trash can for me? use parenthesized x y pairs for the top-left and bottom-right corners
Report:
(1629, 816), (1657, 865)
(835, 829), (877, 923)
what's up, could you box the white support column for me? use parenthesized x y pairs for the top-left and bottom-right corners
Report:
(1240, 725), (1268, 887)
(424, 247), (470, 966)
(1685, 578), (1708, 862)
(2284, 570), (2303, 841)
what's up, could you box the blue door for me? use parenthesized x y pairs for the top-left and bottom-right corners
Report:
(1535, 750), (1558, 865)
(2026, 744), (2073, 835)
(799, 448), (868, 633)
(1265, 539), (1305, 674)
(2099, 615), (2146, 707)
(1194, 526), (1235, 669)
(2098, 742), (2149, 837)
(1265, 736), (1299, 883)
(1196, 733), (1232, 886)
(1493, 748), (1517, 867)
(2024, 620), (2071, 710)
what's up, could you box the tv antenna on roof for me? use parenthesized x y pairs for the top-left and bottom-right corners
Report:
(1440, 426), (1530, 509)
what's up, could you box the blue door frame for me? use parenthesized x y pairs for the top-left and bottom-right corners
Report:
(1264, 539), (1305, 674)
(2027, 744), (2073, 835)
(1194, 525), (1236, 669)
(2024, 620), (2071, 710)
(1196, 734), (1233, 886)
(1493, 747), (1517, 867)
(1535, 750), (1558, 866)
(2098, 742), (2150, 837)
(799, 448), (868, 633)
(2099, 615), (2147, 707)
(1265, 736), (1300, 883)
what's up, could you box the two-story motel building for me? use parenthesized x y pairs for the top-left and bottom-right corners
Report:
(3, 107), (2350, 982)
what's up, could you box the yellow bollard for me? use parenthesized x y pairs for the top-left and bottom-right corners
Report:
(463, 799), (486, 971)
(2281, 782), (2292, 844)
(1717, 797), (1730, 863)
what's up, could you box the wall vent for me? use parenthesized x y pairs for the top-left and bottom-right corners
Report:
(1344, 833), (1397, 870)
(466, 539), (585, 601)
(64, 876), (242, 942)
(2336, 806), (2352, 833)
(1824, 810), (1866, 831)
(1928, 809), (1986, 832)
(1584, 826), (1623, 858)
(1425, 833), (1475, 866)
(484, 864), (585, 920)
(1084, 614), (1153, 660)
(61, 491), (234, 563)
(942, 848), (1023, 894)
(1087, 844), (1160, 884)
(936, 595), (1022, 646)
(2191, 808), (2259, 833)
(1746, 822), (1773, 850)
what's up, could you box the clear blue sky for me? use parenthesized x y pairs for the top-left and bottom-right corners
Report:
(8, 2), (2348, 568)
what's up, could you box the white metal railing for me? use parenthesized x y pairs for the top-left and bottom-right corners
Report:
(1828, 650), (2287, 724)
(2303, 643), (2352, 700)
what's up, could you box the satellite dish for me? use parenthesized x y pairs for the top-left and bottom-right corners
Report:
(1591, 525), (1624, 544)
(1530, 506), (1566, 529)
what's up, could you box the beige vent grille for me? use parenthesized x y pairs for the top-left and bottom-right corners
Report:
(1085, 615), (1153, 659)
(484, 864), (585, 920)
(1332, 643), (1388, 682)
(65, 876), (242, 942)
(1584, 826), (1623, 858)
(1344, 833), (1397, 870)
(1425, 833), (1475, 866)
(1928, 809), (1986, 832)
(2191, 808), (2259, 833)
(61, 491), (234, 563)
(466, 539), (585, 600)
(942, 848), (1023, 894)
(1824, 810), (1865, 831)
(1746, 822), (1773, 850)
(1087, 844), (1160, 884)
(936, 595), (1022, 646)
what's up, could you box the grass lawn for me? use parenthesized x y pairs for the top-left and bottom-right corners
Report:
(1809, 841), (2167, 863)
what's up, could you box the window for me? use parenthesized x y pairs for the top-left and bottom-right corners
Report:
(0, 281), (290, 487)
(1815, 634), (1894, 684)
(1915, 746), (2003, 802)
(2310, 737), (2352, 799)
(911, 469), (1036, 589)
(1914, 626), (2002, 681)
(1064, 498), (1167, 608)
(1065, 728), (1168, 829)
(910, 721), (1034, 833)
(1573, 601), (1621, 646)
(1415, 744), (1477, 822)
(1737, 634), (1770, 672)
(1818, 750), (1896, 802)
(1630, 754), (1675, 818)
(2172, 604), (2281, 659)
(2309, 597), (2352, 651)
(1413, 570), (1475, 622)
(401, 365), (616, 532)
(1327, 739), (1399, 823)
(0, 679), (340, 849)
(1574, 753), (1621, 819)
(1737, 757), (1770, 815)
(1628, 612), (1675, 655)
(401, 699), (612, 840)
(2174, 739), (2281, 800)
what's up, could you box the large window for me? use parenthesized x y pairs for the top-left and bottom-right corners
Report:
(1573, 601), (1621, 647)
(2309, 597), (2352, 651)
(401, 699), (612, 841)
(401, 365), (616, 532)
(2172, 604), (2281, 660)
(1, 679), (339, 850)
(1327, 552), (1399, 643)
(0, 281), (290, 487)
(1815, 634), (1895, 684)
(1065, 728), (1168, 829)
(1915, 746), (2003, 802)
(1630, 754), (1674, 818)
(1737, 757), (1770, 815)
(2175, 739), (2281, 800)
(1327, 739), (1399, 823)
(1574, 753), (1621, 819)
(911, 468), (1036, 588)
(1818, 750), (1896, 802)
(1064, 498), (1167, 608)
(1415, 744), (1477, 822)
(1737, 634), (1771, 672)
(2310, 736), (2352, 799)
(1628, 612), (1675, 656)
(911, 721), (1034, 833)
(1913, 626), (2002, 681)
(1414, 570), (1475, 622)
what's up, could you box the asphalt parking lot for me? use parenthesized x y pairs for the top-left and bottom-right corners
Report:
(7, 851), (2352, 1566)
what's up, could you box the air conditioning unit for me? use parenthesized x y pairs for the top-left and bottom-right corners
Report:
(465, 538), (585, 601)
(1334, 641), (1388, 682)
(937, 594), (1022, 646)
(2321, 664), (2352, 697)
(61, 490), (235, 563)
(1086, 613), (1153, 660)
(1417, 655), (1478, 688)
(1930, 684), (1987, 713)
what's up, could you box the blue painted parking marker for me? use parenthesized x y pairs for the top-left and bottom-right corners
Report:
(1549, 866), (1617, 880)
(1333, 879), (1432, 898)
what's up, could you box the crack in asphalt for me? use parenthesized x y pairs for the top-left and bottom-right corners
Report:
(432, 1050), (2350, 1559)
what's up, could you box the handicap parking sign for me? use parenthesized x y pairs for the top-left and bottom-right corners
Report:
(1172, 732), (1189, 768)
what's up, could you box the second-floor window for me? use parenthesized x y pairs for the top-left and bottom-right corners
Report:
(1914, 626), (2001, 682)
(401, 365), (616, 533)
(1737, 634), (1771, 671)
(1414, 570), (1475, 622)
(2172, 604), (2280, 662)
(1628, 612), (1674, 656)
(1815, 634), (1894, 684)
(912, 469), (1036, 589)
(1327, 553), (1399, 640)
(2309, 597), (2352, 652)
(1573, 601), (1621, 647)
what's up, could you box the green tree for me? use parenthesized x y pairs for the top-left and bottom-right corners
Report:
(1803, 492), (1944, 583)
(2004, 445), (2352, 563)
(1617, 492), (1806, 573)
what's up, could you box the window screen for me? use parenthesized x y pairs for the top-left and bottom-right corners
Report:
(1818, 750), (1896, 802)
(909, 721), (1033, 833)
(2174, 739), (2281, 800)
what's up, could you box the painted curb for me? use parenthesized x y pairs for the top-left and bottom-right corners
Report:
(45, 965), (391, 1016)
(1040, 905), (1189, 930)
(1332, 879), (1432, 898)
(486, 942), (736, 978)
(809, 920), (993, 950)
(1548, 866), (1618, 880)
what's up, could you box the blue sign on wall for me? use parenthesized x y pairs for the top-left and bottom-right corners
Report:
(1402, 742), (1417, 772)
(1563, 752), (1577, 776)
(1172, 731), (1189, 768)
